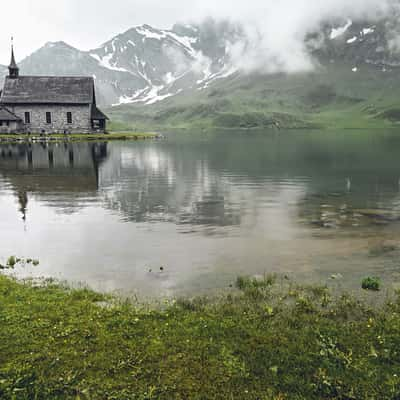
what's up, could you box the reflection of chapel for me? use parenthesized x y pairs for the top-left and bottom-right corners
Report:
(17, 190), (28, 221)
(0, 43), (108, 134)
(0, 142), (108, 221)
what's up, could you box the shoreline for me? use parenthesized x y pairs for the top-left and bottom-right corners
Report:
(0, 132), (162, 143)
(1, 271), (399, 399)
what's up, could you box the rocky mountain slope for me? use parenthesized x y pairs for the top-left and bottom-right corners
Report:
(314, 18), (400, 67)
(108, 17), (400, 129)
(1, 20), (241, 107)
(2, 16), (400, 128)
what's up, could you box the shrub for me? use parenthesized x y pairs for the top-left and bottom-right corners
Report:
(362, 276), (381, 291)
(235, 274), (277, 290)
(6, 256), (17, 268)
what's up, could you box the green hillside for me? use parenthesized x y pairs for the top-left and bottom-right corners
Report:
(108, 62), (400, 131)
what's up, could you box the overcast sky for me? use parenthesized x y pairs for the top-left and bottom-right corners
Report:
(0, 0), (397, 66)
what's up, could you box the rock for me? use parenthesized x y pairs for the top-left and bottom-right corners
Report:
(311, 220), (324, 227)
(354, 209), (399, 221)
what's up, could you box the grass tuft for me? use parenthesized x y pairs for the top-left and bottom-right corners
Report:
(361, 276), (381, 291)
(235, 274), (277, 290)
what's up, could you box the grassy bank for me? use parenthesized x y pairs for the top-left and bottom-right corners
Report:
(0, 132), (160, 144)
(1, 273), (400, 399)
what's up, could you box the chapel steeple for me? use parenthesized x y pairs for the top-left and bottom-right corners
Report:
(8, 38), (19, 79)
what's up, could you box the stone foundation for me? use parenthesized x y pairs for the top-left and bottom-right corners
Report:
(0, 121), (24, 134)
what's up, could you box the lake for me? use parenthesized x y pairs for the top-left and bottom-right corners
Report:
(2, 130), (400, 298)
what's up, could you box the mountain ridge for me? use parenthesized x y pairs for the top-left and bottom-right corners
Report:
(3, 18), (400, 105)
(2, 17), (400, 129)
(1, 20), (241, 107)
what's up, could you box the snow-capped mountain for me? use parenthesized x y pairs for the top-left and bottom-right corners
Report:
(88, 23), (228, 105)
(4, 20), (241, 106)
(311, 18), (400, 68)
(2, 17), (400, 107)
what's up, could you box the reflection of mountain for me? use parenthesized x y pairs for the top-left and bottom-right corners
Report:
(3, 132), (400, 232)
(98, 133), (400, 232)
(100, 144), (243, 229)
(0, 142), (108, 217)
(4, 133), (400, 297)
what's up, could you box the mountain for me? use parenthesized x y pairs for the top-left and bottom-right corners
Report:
(2, 17), (400, 129)
(1, 20), (241, 107)
(108, 17), (400, 130)
(314, 18), (400, 67)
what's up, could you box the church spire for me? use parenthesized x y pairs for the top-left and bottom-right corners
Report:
(17, 190), (28, 222)
(8, 37), (19, 79)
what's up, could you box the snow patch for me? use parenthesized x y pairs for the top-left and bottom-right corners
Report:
(195, 58), (214, 84)
(198, 65), (238, 90)
(330, 20), (352, 40)
(362, 27), (375, 35)
(113, 88), (148, 106)
(347, 36), (358, 44)
(113, 84), (182, 106)
(164, 72), (175, 84)
(166, 31), (198, 57)
(146, 91), (175, 105)
(183, 24), (198, 32)
(90, 53), (131, 73)
(136, 26), (167, 41)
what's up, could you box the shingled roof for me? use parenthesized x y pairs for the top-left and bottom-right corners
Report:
(91, 106), (109, 120)
(0, 76), (94, 104)
(0, 107), (22, 121)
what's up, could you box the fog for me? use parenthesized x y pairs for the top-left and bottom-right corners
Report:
(191, 0), (398, 73)
(0, 0), (398, 71)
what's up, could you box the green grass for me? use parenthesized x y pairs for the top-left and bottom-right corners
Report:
(107, 62), (400, 131)
(362, 277), (381, 291)
(2, 272), (400, 399)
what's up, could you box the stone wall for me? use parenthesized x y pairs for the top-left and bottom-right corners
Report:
(0, 121), (23, 134)
(7, 104), (93, 134)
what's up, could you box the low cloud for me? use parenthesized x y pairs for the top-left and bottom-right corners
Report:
(185, 0), (400, 74)
(1, 0), (399, 72)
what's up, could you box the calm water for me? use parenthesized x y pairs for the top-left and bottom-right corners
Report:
(2, 130), (400, 298)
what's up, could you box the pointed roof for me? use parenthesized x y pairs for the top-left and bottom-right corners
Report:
(9, 45), (18, 70)
(0, 76), (95, 104)
(91, 106), (109, 120)
(0, 107), (22, 121)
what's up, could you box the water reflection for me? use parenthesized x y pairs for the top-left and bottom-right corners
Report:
(101, 145), (246, 230)
(98, 133), (400, 232)
(0, 142), (108, 216)
(1, 131), (400, 297)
